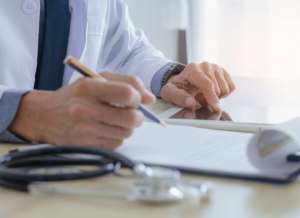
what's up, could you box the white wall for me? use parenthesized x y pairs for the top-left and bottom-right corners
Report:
(123, 0), (179, 62)
(188, 0), (300, 78)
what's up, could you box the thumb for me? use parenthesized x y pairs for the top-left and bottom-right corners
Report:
(161, 83), (196, 108)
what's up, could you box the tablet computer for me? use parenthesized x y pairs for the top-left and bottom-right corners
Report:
(158, 105), (300, 125)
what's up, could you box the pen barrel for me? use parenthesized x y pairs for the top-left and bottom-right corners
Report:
(138, 105), (161, 124)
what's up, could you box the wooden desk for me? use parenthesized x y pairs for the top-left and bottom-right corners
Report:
(1, 77), (300, 218)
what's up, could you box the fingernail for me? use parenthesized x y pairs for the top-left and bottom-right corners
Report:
(214, 103), (221, 111)
(184, 111), (195, 119)
(185, 97), (196, 108)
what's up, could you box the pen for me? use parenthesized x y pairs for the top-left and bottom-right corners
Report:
(64, 56), (166, 127)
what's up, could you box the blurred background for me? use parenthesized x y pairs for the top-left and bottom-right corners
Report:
(124, 0), (300, 79)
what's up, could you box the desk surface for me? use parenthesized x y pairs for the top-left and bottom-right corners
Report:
(2, 77), (300, 218)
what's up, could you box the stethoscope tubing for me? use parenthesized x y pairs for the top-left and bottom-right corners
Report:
(2, 146), (135, 168)
(0, 146), (136, 190)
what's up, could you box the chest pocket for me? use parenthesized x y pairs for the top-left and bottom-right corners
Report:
(86, 0), (108, 36)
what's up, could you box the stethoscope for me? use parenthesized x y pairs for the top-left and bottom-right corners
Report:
(0, 145), (211, 203)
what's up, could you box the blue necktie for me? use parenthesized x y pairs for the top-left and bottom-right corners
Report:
(34, 0), (71, 91)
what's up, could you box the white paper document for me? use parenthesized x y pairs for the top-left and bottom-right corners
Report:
(19, 118), (300, 182)
(116, 121), (300, 181)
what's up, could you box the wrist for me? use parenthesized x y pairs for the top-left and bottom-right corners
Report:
(161, 63), (186, 89)
(8, 91), (53, 142)
(167, 75), (178, 83)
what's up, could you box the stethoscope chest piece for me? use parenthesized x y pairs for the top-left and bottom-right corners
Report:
(130, 164), (211, 203)
(130, 165), (183, 202)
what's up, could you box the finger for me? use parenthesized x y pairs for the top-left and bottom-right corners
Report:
(69, 102), (144, 129)
(183, 109), (196, 119)
(72, 122), (134, 141)
(99, 104), (144, 129)
(211, 64), (230, 99)
(161, 83), (196, 108)
(207, 111), (222, 120)
(188, 72), (221, 112)
(221, 111), (233, 121)
(100, 71), (156, 104)
(194, 93), (208, 107)
(171, 109), (195, 119)
(198, 62), (221, 97)
(195, 107), (213, 119)
(221, 68), (236, 98)
(72, 78), (142, 108)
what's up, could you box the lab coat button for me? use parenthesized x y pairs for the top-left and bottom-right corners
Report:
(23, 0), (37, 14)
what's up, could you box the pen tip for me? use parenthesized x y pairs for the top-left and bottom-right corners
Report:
(160, 121), (167, 127)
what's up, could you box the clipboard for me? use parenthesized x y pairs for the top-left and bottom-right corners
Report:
(116, 119), (300, 184)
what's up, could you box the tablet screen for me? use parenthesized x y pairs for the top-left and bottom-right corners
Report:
(160, 105), (300, 125)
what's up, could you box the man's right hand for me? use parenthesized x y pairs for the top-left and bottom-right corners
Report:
(9, 73), (154, 150)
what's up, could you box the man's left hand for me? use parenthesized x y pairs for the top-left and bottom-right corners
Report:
(160, 62), (236, 112)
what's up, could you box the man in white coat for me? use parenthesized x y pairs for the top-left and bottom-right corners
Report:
(0, 0), (235, 149)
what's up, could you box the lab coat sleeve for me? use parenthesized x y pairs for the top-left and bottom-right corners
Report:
(0, 86), (12, 100)
(151, 62), (175, 97)
(97, 0), (173, 92)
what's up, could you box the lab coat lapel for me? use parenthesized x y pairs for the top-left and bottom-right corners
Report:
(67, 0), (88, 84)
(68, 0), (108, 84)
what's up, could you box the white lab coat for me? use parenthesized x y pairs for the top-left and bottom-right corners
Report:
(0, 0), (171, 99)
